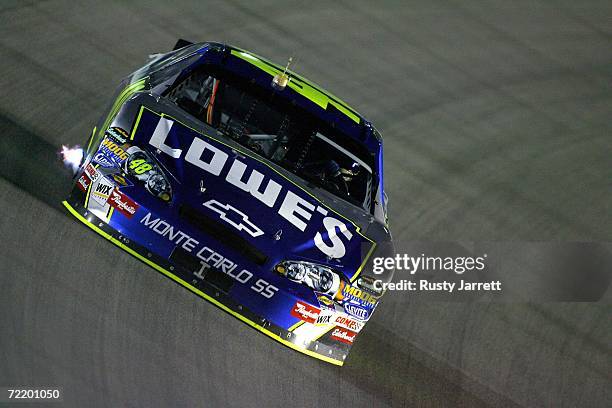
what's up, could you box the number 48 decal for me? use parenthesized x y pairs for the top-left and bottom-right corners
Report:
(129, 158), (153, 175)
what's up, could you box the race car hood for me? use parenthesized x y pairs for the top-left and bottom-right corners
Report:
(124, 99), (378, 283)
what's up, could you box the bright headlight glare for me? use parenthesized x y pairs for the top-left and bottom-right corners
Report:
(146, 173), (168, 194)
(286, 263), (306, 281)
(276, 261), (342, 296)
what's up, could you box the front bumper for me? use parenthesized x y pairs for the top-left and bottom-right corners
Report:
(63, 198), (351, 366)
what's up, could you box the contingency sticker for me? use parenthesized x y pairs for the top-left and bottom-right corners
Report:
(86, 176), (114, 222)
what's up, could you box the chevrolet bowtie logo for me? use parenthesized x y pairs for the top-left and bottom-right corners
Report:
(203, 199), (264, 237)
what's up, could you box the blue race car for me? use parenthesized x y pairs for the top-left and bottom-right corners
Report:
(64, 41), (394, 365)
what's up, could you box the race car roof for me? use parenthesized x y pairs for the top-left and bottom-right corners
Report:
(181, 42), (382, 155)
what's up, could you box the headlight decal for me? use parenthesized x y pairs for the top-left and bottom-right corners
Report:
(276, 260), (380, 322)
(276, 261), (342, 297)
(124, 145), (173, 201)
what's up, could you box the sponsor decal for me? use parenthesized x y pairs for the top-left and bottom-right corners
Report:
(93, 137), (129, 169)
(91, 177), (115, 206)
(123, 145), (172, 201)
(93, 152), (115, 168)
(334, 315), (363, 332)
(342, 284), (378, 305)
(317, 295), (335, 307)
(344, 302), (370, 320)
(126, 157), (154, 178)
(331, 327), (357, 344)
(84, 163), (100, 182)
(107, 188), (139, 218)
(203, 199), (264, 238)
(76, 173), (91, 192)
(315, 310), (333, 326)
(106, 127), (129, 144)
(148, 115), (358, 259)
(112, 174), (132, 187)
(290, 301), (320, 323)
(100, 138), (128, 161)
(313, 309), (364, 332)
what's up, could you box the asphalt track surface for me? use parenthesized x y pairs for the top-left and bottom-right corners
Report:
(0, 1), (610, 407)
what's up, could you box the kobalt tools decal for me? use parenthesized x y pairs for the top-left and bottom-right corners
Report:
(106, 127), (129, 144)
(147, 113), (359, 259)
(203, 199), (264, 237)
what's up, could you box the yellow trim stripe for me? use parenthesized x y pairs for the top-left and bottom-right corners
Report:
(129, 105), (145, 141)
(230, 49), (361, 124)
(350, 242), (377, 283)
(84, 181), (92, 208)
(86, 126), (97, 153)
(62, 201), (344, 366)
(86, 79), (146, 163)
(99, 78), (147, 140)
(84, 163), (100, 208)
(288, 320), (305, 332)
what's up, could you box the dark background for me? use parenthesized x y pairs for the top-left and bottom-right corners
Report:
(0, 1), (610, 407)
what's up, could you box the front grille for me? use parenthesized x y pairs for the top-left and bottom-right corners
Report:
(169, 246), (202, 272)
(169, 247), (234, 293)
(201, 267), (234, 293)
(178, 204), (268, 266)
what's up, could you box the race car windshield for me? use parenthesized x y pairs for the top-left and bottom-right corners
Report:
(165, 68), (374, 212)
